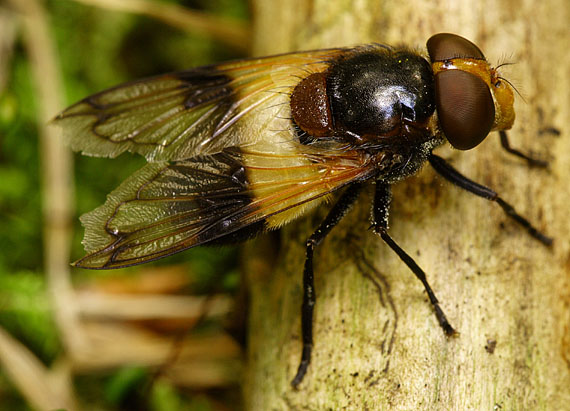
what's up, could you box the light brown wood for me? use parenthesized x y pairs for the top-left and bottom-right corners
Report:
(246, 0), (570, 409)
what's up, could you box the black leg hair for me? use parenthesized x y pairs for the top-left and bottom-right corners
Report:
(371, 182), (456, 336)
(428, 154), (552, 246)
(499, 131), (548, 168)
(291, 183), (363, 388)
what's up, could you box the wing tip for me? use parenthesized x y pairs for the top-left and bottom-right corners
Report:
(72, 257), (103, 270)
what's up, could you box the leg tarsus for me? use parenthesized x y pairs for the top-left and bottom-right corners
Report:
(291, 345), (312, 388)
(494, 197), (553, 246)
(377, 227), (457, 336)
(292, 241), (316, 389)
(499, 131), (548, 168)
(428, 154), (552, 246)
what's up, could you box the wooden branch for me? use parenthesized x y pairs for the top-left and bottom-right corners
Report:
(246, 0), (570, 408)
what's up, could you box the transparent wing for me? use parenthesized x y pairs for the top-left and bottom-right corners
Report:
(53, 49), (345, 161)
(75, 144), (380, 269)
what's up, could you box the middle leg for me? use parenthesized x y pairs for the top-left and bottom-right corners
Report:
(371, 181), (456, 336)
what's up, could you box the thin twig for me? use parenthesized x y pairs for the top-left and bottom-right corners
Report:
(0, 8), (18, 92)
(73, 322), (241, 372)
(9, 0), (85, 397)
(77, 292), (232, 320)
(0, 326), (77, 410)
(70, 0), (251, 51)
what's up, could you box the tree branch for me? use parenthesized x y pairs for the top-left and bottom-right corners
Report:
(245, 0), (570, 408)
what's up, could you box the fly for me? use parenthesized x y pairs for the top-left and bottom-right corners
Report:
(53, 33), (552, 387)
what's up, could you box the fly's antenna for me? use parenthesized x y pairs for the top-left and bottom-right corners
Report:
(495, 61), (515, 70)
(498, 75), (526, 103)
(494, 60), (526, 103)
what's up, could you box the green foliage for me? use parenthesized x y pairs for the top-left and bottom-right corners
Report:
(104, 366), (149, 407)
(0, 271), (59, 364)
(0, 58), (42, 272)
(0, 0), (249, 409)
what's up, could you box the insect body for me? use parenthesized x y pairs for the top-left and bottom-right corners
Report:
(54, 33), (551, 387)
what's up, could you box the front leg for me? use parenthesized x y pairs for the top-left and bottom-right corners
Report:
(428, 154), (552, 246)
(371, 182), (456, 336)
(499, 131), (548, 168)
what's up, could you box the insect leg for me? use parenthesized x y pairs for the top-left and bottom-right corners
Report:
(371, 181), (456, 336)
(428, 154), (553, 246)
(291, 182), (363, 388)
(499, 131), (548, 168)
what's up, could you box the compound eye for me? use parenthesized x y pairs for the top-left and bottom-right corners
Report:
(427, 33), (486, 61)
(435, 70), (495, 150)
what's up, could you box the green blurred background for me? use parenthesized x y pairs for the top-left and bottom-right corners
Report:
(0, 0), (250, 409)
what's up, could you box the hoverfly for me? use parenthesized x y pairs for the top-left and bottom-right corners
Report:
(54, 33), (552, 387)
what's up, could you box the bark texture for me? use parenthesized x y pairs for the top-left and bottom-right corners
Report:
(245, 1), (570, 409)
